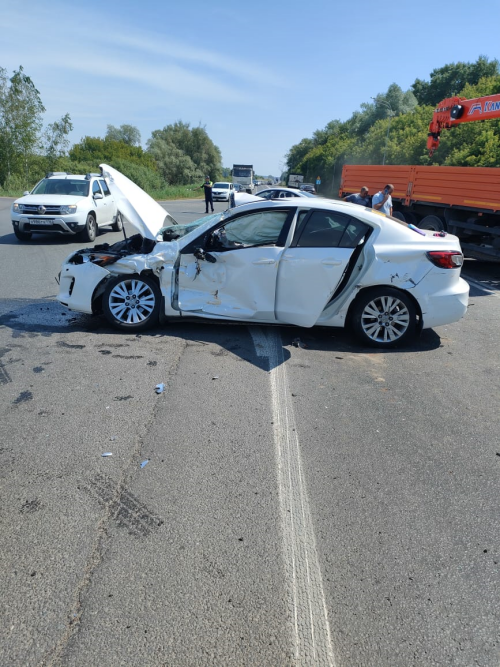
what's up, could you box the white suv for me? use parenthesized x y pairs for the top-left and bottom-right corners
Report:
(212, 182), (234, 202)
(11, 172), (121, 242)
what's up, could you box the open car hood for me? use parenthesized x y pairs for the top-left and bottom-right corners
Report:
(100, 164), (171, 241)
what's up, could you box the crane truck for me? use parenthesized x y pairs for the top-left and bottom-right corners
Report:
(339, 92), (500, 261)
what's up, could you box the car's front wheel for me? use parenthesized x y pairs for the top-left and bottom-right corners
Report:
(81, 213), (97, 242)
(14, 227), (32, 241)
(351, 288), (417, 348)
(102, 275), (161, 332)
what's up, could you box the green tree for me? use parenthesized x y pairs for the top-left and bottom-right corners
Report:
(105, 123), (141, 146)
(147, 121), (222, 184)
(44, 112), (73, 169)
(0, 66), (45, 186)
(69, 136), (156, 168)
(411, 55), (499, 106)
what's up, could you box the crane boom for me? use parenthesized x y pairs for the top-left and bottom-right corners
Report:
(427, 93), (500, 155)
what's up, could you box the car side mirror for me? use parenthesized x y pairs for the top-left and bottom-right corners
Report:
(23, 191), (30, 196)
(93, 192), (103, 200)
(194, 247), (216, 263)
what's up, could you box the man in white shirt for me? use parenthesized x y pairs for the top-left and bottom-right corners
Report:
(372, 184), (394, 216)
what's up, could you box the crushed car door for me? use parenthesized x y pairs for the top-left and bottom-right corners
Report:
(177, 208), (293, 321)
(276, 209), (371, 327)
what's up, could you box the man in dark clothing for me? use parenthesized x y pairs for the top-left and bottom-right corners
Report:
(201, 177), (214, 213)
(343, 186), (370, 207)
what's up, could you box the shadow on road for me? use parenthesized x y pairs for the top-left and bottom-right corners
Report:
(0, 298), (442, 375)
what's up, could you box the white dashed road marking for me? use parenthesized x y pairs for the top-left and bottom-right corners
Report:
(250, 326), (336, 666)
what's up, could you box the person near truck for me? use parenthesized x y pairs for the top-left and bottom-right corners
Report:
(343, 186), (370, 207)
(201, 176), (214, 213)
(372, 184), (394, 216)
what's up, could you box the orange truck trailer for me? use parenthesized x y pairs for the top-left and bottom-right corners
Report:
(339, 165), (500, 261)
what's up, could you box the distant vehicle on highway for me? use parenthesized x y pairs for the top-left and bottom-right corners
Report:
(232, 164), (254, 192)
(288, 174), (304, 189)
(300, 183), (316, 194)
(233, 183), (245, 192)
(212, 182), (234, 202)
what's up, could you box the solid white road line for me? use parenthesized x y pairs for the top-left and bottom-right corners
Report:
(250, 326), (336, 666)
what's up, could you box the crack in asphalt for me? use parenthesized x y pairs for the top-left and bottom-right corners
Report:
(38, 338), (187, 667)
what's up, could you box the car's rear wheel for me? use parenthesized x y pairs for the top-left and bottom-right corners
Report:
(81, 213), (97, 242)
(14, 227), (32, 241)
(112, 212), (123, 232)
(351, 288), (417, 348)
(102, 275), (160, 332)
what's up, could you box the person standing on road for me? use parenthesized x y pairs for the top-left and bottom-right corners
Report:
(343, 186), (370, 207)
(372, 184), (394, 216)
(201, 176), (214, 214)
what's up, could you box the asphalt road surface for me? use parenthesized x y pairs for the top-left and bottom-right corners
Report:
(1, 196), (499, 666)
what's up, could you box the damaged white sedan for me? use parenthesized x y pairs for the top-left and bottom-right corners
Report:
(57, 165), (469, 348)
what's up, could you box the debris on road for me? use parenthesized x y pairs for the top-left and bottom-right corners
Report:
(155, 383), (165, 394)
(292, 338), (308, 349)
(212, 376), (219, 380)
(102, 452), (113, 457)
(140, 459), (149, 468)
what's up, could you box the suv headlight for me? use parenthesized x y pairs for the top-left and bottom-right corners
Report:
(60, 205), (77, 215)
(13, 203), (23, 212)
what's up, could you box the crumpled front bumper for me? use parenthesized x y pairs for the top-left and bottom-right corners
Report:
(57, 261), (111, 314)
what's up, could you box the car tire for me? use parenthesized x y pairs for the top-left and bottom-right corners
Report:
(112, 212), (123, 232)
(102, 274), (161, 332)
(351, 287), (417, 348)
(81, 213), (97, 242)
(419, 215), (445, 232)
(14, 227), (32, 241)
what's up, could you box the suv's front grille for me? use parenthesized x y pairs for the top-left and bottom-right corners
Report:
(21, 205), (62, 215)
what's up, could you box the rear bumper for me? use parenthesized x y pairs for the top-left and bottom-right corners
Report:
(417, 275), (469, 329)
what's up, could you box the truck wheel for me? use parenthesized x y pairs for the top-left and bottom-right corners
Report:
(392, 211), (405, 222)
(14, 227), (32, 241)
(350, 287), (416, 348)
(112, 212), (123, 232)
(81, 213), (97, 242)
(419, 215), (445, 232)
(102, 274), (160, 332)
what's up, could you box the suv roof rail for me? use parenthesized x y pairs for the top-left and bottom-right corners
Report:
(85, 173), (101, 180)
(46, 171), (68, 178)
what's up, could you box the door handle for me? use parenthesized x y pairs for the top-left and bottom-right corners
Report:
(252, 258), (275, 265)
(321, 259), (342, 266)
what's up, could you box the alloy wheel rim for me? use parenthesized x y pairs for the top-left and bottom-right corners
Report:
(109, 279), (155, 324)
(361, 295), (410, 343)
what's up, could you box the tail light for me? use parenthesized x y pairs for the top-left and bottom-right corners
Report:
(426, 251), (463, 269)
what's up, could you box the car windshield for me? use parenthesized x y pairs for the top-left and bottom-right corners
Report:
(213, 183), (229, 189)
(159, 212), (224, 242)
(31, 179), (89, 196)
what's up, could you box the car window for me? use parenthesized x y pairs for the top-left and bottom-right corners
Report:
(257, 190), (273, 200)
(92, 181), (102, 196)
(213, 210), (290, 248)
(214, 183), (229, 188)
(295, 209), (370, 248)
(99, 180), (111, 196)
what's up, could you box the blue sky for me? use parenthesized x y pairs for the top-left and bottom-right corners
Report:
(2, 0), (499, 176)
